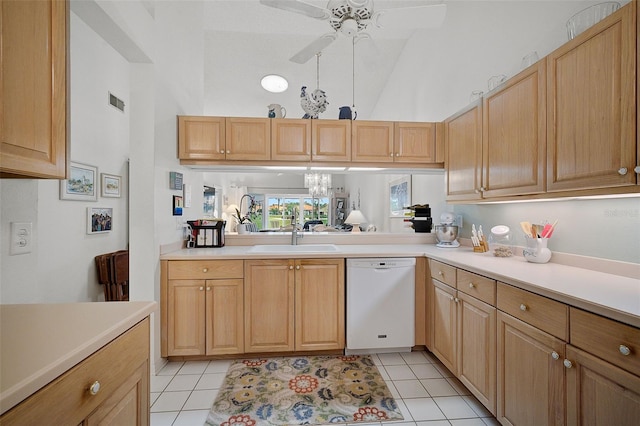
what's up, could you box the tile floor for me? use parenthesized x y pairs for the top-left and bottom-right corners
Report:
(150, 350), (500, 426)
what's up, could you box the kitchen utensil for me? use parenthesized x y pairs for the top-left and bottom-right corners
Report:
(435, 224), (460, 248)
(523, 238), (552, 263)
(519, 221), (533, 236)
(541, 219), (558, 238)
(267, 103), (286, 118)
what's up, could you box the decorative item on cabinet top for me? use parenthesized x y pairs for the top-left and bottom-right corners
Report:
(187, 220), (226, 248)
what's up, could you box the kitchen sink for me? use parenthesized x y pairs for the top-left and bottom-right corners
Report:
(247, 244), (340, 253)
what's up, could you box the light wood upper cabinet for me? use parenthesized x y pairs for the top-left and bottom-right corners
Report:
(445, 101), (483, 201)
(226, 117), (271, 160)
(0, 0), (68, 178)
(178, 116), (226, 160)
(271, 118), (311, 161)
(483, 59), (547, 198)
(394, 122), (437, 163)
(312, 119), (351, 162)
(547, 2), (637, 191)
(351, 120), (394, 163)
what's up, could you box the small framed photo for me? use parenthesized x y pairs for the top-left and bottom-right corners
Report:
(173, 195), (183, 216)
(87, 207), (113, 234)
(337, 200), (344, 209)
(389, 175), (412, 217)
(60, 162), (98, 201)
(100, 173), (122, 198)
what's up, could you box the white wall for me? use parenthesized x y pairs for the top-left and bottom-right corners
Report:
(0, 12), (131, 303)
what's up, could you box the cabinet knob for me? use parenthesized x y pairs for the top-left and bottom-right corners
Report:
(289, 265), (294, 270)
(454, 297), (460, 303)
(226, 150), (231, 154)
(480, 186), (486, 192)
(469, 283), (475, 289)
(551, 351), (560, 360)
(634, 166), (640, 174)
(219, 150), (225, 154)
(519, 303), (528, 311)
(390, 153), (394, 157)
(438, 271), (444, 276)
(206, 287), (211, 291)
(619, 345), (631, 356)
(618, 167), (628, 176)
(89, 381), (101, 396)
(563, 359), (573, 369)
(474, 189), (481, 194)
(199, 286), (204, 291)
(296, 265), (300, 270)
(202, 268), (208, 273)
(395, 152), (400, 157)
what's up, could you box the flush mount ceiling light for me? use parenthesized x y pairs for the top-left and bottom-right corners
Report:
(261, 74), (288, 93)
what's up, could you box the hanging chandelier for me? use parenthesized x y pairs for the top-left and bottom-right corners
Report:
(304, 173), (332, 197)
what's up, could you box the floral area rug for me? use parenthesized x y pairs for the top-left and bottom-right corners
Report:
(205, 355), (403, 426)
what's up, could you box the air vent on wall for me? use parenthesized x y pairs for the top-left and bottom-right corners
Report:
(108, 92), (125, 112)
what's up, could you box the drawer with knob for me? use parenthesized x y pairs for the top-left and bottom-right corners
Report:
(570, 307), (640, 376)
(457, 269), (496, 305)
(429, 259), (456, 287)
(497, 282), (568, 340)
(168, 260), (243, 280)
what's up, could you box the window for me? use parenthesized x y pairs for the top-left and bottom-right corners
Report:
(253, 194), (329, 230)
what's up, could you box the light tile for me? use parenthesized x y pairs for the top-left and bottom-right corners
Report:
(433, 396), (478, 419)
(378, 366), (391, 381)
(150, 411), (178, 426)
(462, 396), (492, 417)
(172, 409), (210, 426)
(196, 372), (227, 390)
(393, 380), (430, 398)
(433, 362), (455, 378)
(422, 351), (440, 364)
(395, 399), (414, 422)
(416, 421), (452, 426)
(385, 365), (418, 380)
(178, 360), (210, 375)
(450, 419), (487, 426)
(150, 375), (173, 393)
(183, 389), (218, 410)
(482, 417), (501, 426)
(404, 398), (446, 421)
(150, 392), (160, 407)
(445, 377), (471, 396)
(401, 352), (429, 364)
(420, 379), (458, 397)
(378, 353), (409, 365)
(150, 390), (190, 412)
(386, 380), (402, 399)
(165, 374), (201, 392)
(409, 363), (444, 379)
(205, 359), (233, 374)
(157, 361), (184, 376)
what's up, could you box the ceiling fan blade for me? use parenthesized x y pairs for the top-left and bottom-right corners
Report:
(372, 4), (446, 29)
(290, 33), (338, 64)
(259, 0), (330, 20)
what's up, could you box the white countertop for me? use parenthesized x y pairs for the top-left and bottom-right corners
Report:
(162, 243), (640, 328)
(0, 301), (157, 416)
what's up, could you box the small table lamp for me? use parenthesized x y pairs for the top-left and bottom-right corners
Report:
(345, 209), (367, 233)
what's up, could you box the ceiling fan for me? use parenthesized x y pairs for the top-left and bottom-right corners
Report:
(259, 0), (447, 63)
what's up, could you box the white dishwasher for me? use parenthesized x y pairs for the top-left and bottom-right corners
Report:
(346, 258), (415, 354)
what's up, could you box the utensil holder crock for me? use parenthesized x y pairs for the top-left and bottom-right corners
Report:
(523, 238), (552, 263)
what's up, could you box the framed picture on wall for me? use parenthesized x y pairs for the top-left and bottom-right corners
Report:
(389, 176), (411, 217)
(87, 207), (113, 234)
(100, 173), (122, 198)
(60, 162), (98, 201)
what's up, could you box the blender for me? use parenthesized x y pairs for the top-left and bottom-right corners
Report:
(434, 212), (460, 248)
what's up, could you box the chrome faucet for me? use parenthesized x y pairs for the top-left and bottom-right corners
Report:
(291, 225), (303, 245)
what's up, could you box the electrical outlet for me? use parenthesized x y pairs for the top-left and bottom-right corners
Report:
(455, 215), (464, 228)
(10, 222), (32, 255)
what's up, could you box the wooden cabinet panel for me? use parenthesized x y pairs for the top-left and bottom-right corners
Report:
(431, 279), (458, 374)
(497, 311), (565, 426)
(295, 259), (345, 351)
(445, 101), (483, 201)
(168, 260), (243, 280)
(458, 292), (496, 415)
(178, 116), (226, 160)
(206, 279), (244, 355)
(167, 280), (206, 356)
(226, 117), (271, 160)
(457, 269), (496, 306)
(429, 259), (457, 287)
(0, 0), (68, 178)
(547, 3), (636, 191)
(244, 260), (295, 352)
(271, 118), (311, 161)
(394, 122), (437, 163)
(483, 59), (546, 198)
(312, 120), (351, 161)
(566, 345), (640, 426)
(497, 282), (568, 340)
(351, 121), (394, 163)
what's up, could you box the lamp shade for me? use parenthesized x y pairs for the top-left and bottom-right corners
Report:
(345, 209), (368, 232)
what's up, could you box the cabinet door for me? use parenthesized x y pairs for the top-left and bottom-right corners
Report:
(483, 59), (546, 198)
(178, 116), (226, 160)
(226, 118), (271, 160)
(295, 259), (345, 351)
(566, 345), (640, 426)
(431, 279), (458, 375)
(547, 3), (636, 191)
(206, 279), (244, 355)
(445, 101), (483, 201)
(271, 119), (311, 161)
(244, 260), (295, 352)
(457, 292), (496, 415)
(167, 280), (206, 356)
(394, 122), (437, 163)
(497, 311), (565, 426)
(0, 0), (67, 178)
(351, 121), (394, 163)
(312, 120), (351, 162)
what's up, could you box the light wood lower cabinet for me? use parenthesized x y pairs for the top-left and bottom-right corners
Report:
(0, 319), (150, 426)
(431, 278), (458, 373)
(244, 258), (345, 353)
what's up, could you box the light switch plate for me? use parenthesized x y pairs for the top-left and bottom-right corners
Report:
(10, 222), (32, 255)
